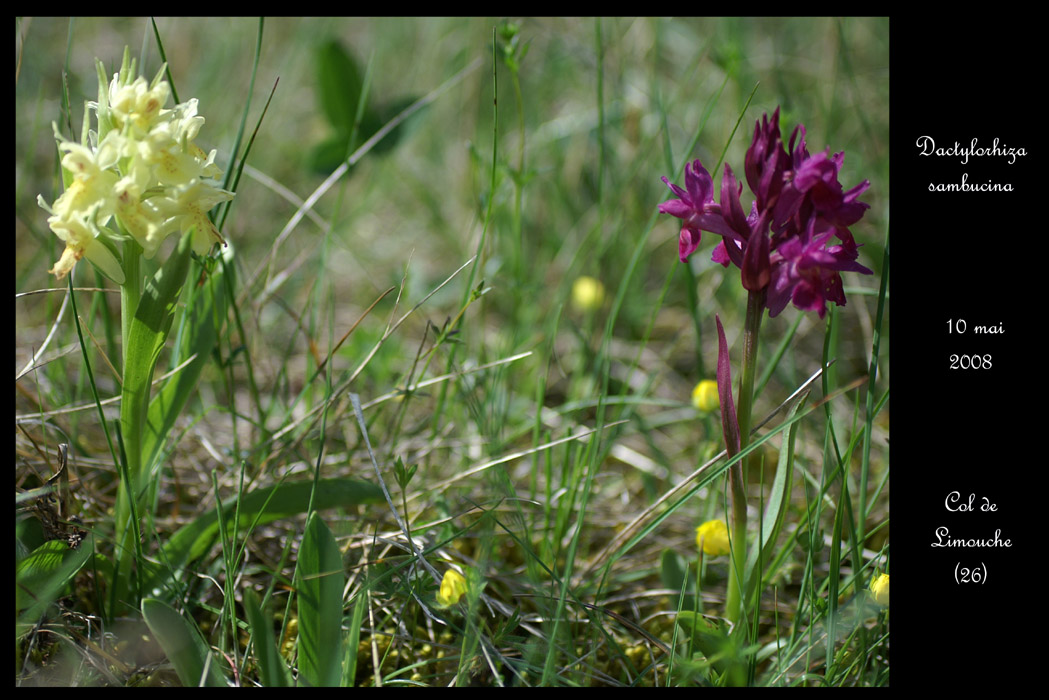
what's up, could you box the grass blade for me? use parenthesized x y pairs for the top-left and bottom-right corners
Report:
(744, 389), (808, 610)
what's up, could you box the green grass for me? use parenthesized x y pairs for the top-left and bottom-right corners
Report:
(16, 17), (889, 686)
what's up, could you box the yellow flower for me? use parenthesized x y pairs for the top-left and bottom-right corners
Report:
(135, 99), (217, 187)
(49, 136), (120, 222)
(39, 48), (234, 282)
(691, 379), (719, 413)
(695, 519), (730, 556)
(43, 212), (125, 284)
(869, 573), (889, 606)
(571, 276), (605, 312)
(113, 178), (170, 258)
(107, 74), (171, 134)
(435, 569), (468, 608)
(151, 180), (234, 256)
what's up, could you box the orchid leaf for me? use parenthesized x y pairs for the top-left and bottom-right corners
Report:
(243, 589), (292, 687)
(295, 513), (346, 687)
(117, 229), (195, 533)
(142, 597), (227, 687)
(15, 534), (95, 635)
(715, 314), (740, 455)
(143, 252), (229, 473)
(140, 478), (382, 597)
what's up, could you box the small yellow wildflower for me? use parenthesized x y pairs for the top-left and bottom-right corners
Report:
(695, 519), (730, 556)
(691, 379), (719, 413)
(435, 569), (468, 608)
(571, 276), (605, 312)
(869, 573), (889, 606)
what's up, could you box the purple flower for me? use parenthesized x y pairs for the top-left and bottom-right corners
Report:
(660, 106), (874, 318)
(659, 159), (734, 263)
(766, 219), (873, 319)
(713, 164), (771, 292)
(774, 126), (870, 236)
(744, 107), (790, 214)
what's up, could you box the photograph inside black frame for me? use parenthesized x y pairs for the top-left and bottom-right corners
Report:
(16, 17), (897, 686)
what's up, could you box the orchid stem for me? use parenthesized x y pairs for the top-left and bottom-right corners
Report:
(114, 239), (142, 613)
(120, 241), (141, 372)
(725, 288), (764, 626)
(737, 288), (765, 464)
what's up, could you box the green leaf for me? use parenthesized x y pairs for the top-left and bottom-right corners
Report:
(122, 233), (195, 467)
(140, 478), (382, 596)
(141, 597), (227, 687)
(660, 548), (687, 589)
(117, 231), (195, 535)
(316, 39), (365, 132)
(675, 611), (746, 687)
(368, 95), (425, 155)
(143, 255), (229, 471)
(307, 133), (356, 174)
(660, 548), (696, 611)
(243, 589), (292, 687)
(295, 513), (346, 687)
(15, 534), (94, 635)
(309, 39), (425, 173)
(342, 594), (366, 686)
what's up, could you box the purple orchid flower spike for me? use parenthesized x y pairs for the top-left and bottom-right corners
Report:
(715, 314), (741, 456)
(659, 106), (873, 319)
